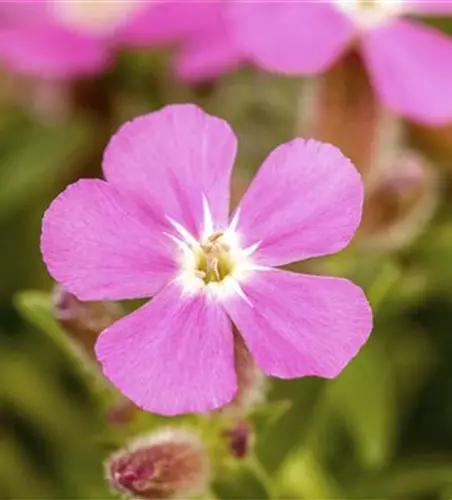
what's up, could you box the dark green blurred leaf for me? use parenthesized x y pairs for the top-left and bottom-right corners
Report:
(254, 378), (326, 473)
(351, 458), (452, 498)
(14, 290), (95, 367)
(0, 118), (94, 220)
(326, 338), (396, 470)
(14, 290), (109, 403)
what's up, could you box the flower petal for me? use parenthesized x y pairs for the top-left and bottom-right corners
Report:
(120, 1), (222, 47)
(405, 0), (452, 15)
(95, 282), (236, 415)
(228, 1), (355, 74)
(175, 36), (242, 82)
(41, 179), (176, 301)
(223, 269), (372, 379)
(235, 139), (363, 266)
(362, 19), (452, 124)
(103, 104), (237, 237)
(0, 24), (109, 79)
(174, 9), (242, 82)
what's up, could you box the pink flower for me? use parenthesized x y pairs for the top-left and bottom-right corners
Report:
(41, 104), (372, 416)
(230, 0), (452, 125)
(0, 0), (227, 80)
(172, 3), (244, 83)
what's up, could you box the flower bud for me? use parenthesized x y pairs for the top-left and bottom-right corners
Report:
(53, 285), (140, 425)
(52, 284), (123, 355)
(223, 420), (254, 459)
(359, 150), (438, 250)
(106, 428), (210, 499)
(219, 330), (266, 417)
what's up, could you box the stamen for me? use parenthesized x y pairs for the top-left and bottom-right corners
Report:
(208, 231), (224, 244)
(166, 199), (260, 300)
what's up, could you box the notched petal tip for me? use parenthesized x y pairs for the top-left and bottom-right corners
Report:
(235, 136), (364, 266)
(94, 284), (237, 416)
(223, 269), (373, 381)
(101, 102), (237, 237)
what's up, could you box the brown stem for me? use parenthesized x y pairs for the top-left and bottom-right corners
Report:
(298, 49), (396, 178)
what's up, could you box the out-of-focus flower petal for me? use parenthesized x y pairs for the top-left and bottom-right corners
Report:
(175, 38), (242, 82)
(362, 19), (452, 125)
(120, 0), (221, 47)
(234, 139), (363, 266)
(0, 24), (109, 79)
(41, 179), (176, 301)
(0, 0), (51, 27)
(95, 282), (236, 415)
(103, 104), (237, 237)
(228, 1), (355, 74)
(405, 0), (452, 15)
(223, 269), (372, 379)
(174, 10), (242, 82)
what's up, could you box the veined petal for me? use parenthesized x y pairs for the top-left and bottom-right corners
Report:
(102, 104), (237, 238)
(228, 1), (355, 75)
(362, 19), (452, 124)
(235, 139), (363, 266)
(222, 269), (372, 379)
(95, 282), (236, 415)
(41, 179), (176, 301)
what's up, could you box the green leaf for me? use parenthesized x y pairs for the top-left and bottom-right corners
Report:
(254, 378), (326, 473)
(14, 290), (106, 399)
(212, 457), (272, 500)
(325, 337), (396, 470)
(277, 449), (343, 500)
(250, 399), (292, 439)
(351, 458), (452, 498)
(15, 291), (80, 358)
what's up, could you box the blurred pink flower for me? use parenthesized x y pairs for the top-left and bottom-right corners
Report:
(0, 0), (233, 80)
(230, 0), (452, 124)
(172, 3), (243, 82)
(41, 104), (372, 415)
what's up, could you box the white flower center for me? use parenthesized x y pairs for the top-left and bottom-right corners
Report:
(332, 0), (406, 29)
(52, 0), (147, 35)
(166, 197), (260, 302)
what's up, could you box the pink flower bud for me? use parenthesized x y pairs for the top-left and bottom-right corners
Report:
(106, 428), (210, 499)
(53, 284), (123, 356)
(224, 420), (254, 459)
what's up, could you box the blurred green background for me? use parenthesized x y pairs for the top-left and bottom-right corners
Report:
(2, 29), (452, 500)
